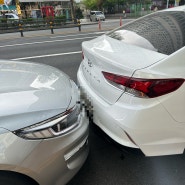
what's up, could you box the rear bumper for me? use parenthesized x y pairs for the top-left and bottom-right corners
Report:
(78, 64), (138, 149)
(78, 63), (185, 156)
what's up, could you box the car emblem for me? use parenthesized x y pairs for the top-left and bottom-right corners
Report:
(87, 59), (93, 67)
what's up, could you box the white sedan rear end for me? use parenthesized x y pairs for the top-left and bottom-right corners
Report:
(78, 6), (185, 156)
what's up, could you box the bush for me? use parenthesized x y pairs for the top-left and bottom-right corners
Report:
(75, 8), (83, 19)
(54, 15), (66, 25)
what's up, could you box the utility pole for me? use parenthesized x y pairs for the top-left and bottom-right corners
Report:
(70, 0), (76, 23)
(166, 0), (169, 8)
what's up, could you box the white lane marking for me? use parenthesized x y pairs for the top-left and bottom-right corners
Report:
(12, 51), (81, 60)
(50, 32), (105, 38)
(0, 36), (96, 48)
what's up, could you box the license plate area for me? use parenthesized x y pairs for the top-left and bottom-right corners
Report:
(80, 89), (93, 122)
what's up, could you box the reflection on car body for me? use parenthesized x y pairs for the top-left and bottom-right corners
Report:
(78, 6), (185, 156)
(0, 60), (89, 185)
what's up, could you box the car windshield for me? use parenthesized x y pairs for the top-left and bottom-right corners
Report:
(96, 11), (103, 15)
(107, 11), (185, 55)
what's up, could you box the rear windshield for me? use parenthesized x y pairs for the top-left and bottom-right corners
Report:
(107, 11), (185, 55)
(96, 11), (104, 15)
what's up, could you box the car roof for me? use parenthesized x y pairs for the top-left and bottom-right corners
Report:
(5, 13), (19, 18)
(91, 11), (103, 12)
(5, 13), (17, 15)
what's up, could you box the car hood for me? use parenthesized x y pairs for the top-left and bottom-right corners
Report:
(0, 60), (75, 131)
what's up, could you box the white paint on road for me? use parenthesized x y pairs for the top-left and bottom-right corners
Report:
(3, 32), (105, 60)
(12, 51), (81, 60)
(50, 32), (105, 39)
(0, 36), (96, 48)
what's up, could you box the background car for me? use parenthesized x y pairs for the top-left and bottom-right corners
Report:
(4, 13), (19, 20)
(89, 11), (105, 21)
(0, 13), (20, 24)
(78, 6), (185, 157)
(0, 60), (89, 185)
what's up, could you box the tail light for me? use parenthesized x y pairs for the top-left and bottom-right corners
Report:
(102, 71), (184, 98)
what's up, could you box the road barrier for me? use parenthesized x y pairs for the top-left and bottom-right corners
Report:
(98, 19), (101, 30)
(77, 19), (81, 32)
(120, 17), (123, 26)
(18, 22), (24, 37)
(0, 17), (69, 35)
(50, 21), (54, 34)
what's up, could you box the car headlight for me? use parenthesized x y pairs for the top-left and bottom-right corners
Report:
(14, 105), (80, 140)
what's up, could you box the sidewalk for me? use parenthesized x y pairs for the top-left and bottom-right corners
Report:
(0, 17), (134, 40)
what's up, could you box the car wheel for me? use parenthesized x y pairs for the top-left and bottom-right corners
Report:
(0, 171), (38, 185)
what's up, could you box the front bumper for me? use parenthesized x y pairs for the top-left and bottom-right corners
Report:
(0, 108), (89, 185)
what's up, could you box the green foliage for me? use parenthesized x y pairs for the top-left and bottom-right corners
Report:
(83, 0), (99, 10)
(55, 15), (66, 21)
(0, 18), (7, 23)
(24, 18), (33, 22)
(75, 7), (84, 19)
(83, 0), (152, 10)
(21, 18), (33, 25)
(54, 15), (66, 24)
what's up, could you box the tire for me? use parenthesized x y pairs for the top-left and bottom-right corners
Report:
(0, 171), (38, 185)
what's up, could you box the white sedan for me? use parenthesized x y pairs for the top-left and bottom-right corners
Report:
(77, 5), (185, 156)
(0, 60), (89, 185)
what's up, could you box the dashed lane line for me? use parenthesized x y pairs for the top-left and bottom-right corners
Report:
(11, 51), (81, 60)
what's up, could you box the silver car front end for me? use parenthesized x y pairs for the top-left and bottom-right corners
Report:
(0, 105), (89, 185)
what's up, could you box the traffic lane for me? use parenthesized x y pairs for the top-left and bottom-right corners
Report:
(0, 19), (132, 45)
(81, 19), (133, 31)
(0, 31), (105, 47)
(0, 19), (122, 43)
(0, 38), (85, 60)
(27, 53), (82, 83)
(0, 18), (130, 47)
(0, 34), (101, 60)
(68, 123), (185, 185)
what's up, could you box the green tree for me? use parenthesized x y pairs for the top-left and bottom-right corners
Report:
(83, 0), (152, 13)
(83, 0), (103, 10)
(75, 7), (84, 19)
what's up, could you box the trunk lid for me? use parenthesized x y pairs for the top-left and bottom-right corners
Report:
(81, 35), (167, 104)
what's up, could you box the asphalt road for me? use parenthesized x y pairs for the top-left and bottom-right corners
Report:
(1, 20), (185, 185)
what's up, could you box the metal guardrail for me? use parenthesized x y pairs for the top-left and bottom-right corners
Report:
(0, 18), (80, 34)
